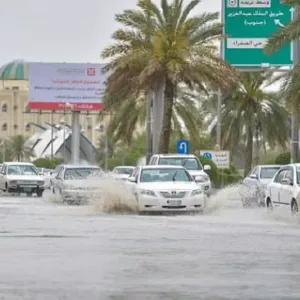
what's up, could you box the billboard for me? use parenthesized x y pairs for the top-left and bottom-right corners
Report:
(28, 62), (106, 110)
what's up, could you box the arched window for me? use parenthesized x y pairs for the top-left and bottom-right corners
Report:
(25, 124), (30, 131)
(2, 104), (7, 112)
(2, 123), (7, 131)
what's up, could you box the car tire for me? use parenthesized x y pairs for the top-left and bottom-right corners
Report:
(36, 190), (43, 197)
(266, 198), (273, 214)
(291, 199), (298, 215)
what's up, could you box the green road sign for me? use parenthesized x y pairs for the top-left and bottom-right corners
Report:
(223, 0), (293, 67)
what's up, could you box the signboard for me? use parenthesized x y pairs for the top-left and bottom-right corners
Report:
(28, 63), (106, 110)
(200, 150), (230, 168)
(176, 140), (190, 154)
(224, 0), (293, 66)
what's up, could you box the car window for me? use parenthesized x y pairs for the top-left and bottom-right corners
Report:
(140, 168), (192, 182)
(7, 165), (38, 175)
(260, 167), (281, 179)
(274, 169), (286, 183)
(284, 167), (294, 183)
(158, 157), (201, 170)
(64, 168), (101, 180)
(113, 167), (134, 175)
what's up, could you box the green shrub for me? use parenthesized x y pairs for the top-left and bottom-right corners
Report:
(199, 155), (218, 184)
(33, 157), (64, 169)
(274, 152), (290, 164)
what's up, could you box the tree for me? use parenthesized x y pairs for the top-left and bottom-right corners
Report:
(7, 135), (34, 162)
(205, 72), (289, 176)
(101, 0), (235, 153)
(100, 88), (203, 147)
(264, 1), (300, 161)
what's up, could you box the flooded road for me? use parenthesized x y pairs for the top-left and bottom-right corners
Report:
(0, 188), (300, 300)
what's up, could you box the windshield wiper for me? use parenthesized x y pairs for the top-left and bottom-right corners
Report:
(182, 160), (188, 167)
(172, 171), (178, 181)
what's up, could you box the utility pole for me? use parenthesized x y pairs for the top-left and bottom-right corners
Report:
(146, 91), (152, 164)
(216, 89), (222, 147)
(291, 6), (299, 163)
(51, 111), (54, 159)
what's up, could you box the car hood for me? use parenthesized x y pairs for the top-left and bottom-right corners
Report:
(111, 174), (130, 179)
(139, 181), (199, 191)
(6, 175), (44, 181)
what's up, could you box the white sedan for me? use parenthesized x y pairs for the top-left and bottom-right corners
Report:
(265, 163), (300, 214)
(126, 165), (206, 214)
(111, 166), (135, 181)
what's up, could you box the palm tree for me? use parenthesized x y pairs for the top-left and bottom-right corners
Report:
(8, 135), (33, 162)
(264, 1), (300, 161)
(204, 72), (289, 176)
(101, 0), (235, 153)
(100, 89), (203, 148)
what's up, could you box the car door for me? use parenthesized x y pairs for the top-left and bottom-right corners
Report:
(243, 167), (260, 196)
(54, 168), (64, 192)
(279, 166), (295, 206)
(0, 164), (6, 190)
(126, 167), (140, 195)
(270, 169), (286, 205)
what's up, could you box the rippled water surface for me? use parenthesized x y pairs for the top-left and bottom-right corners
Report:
(0, 186), (300, 300)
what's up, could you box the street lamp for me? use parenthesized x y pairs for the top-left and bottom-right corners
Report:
(95, 124), (108, 171)
(59, 118), (66, 162)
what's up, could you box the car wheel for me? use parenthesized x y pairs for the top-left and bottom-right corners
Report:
(291, 199), (298, 215)
(266, 198), (273, 213)
(36, 190), (43, 197)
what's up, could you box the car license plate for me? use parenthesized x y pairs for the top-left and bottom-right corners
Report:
(168, 200), (181, 205)
(24, 187), (32, 192)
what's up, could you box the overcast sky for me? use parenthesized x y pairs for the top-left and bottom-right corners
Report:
(0, 0), (220, 65)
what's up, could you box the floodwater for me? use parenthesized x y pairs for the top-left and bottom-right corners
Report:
(0, 186), (300, 300)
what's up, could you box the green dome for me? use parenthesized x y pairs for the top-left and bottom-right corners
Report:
(0, 60), (29, 80)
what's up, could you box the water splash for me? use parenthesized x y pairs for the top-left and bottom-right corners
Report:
(87, 174), (138, 214)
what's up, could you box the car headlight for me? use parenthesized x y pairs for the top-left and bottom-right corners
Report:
(140, 189), (156, 197)
(195, 176), (209, 183)
(191, 189), (202, 196)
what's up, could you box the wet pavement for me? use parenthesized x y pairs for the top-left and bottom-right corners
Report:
(0, 189), (300, 300)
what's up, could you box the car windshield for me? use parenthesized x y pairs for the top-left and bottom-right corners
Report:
(113, 167), (134, 175)
(158, 157), (201, 170)
(64, 168), (101, 180)
(260, 167), (281, 179)
(7, 165), (38, 175)
(140, 168), (192, 182)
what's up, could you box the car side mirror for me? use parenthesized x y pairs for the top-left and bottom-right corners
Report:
(128, 177), (137, 183)
(203, 165), (211, 171)
(281, 178), (292, 185)
(250, 174), (258, 179)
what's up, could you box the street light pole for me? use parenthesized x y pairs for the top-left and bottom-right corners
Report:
(291, 6), (299, 163)
(216, 89), (222, 146)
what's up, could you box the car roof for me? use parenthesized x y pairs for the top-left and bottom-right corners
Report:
(141, 165), (186, 169)
(4, 162), (34, 165)
(63, 164), (100, 169)
(258, 165), (282, 168)
(152, 154), (197, 158)
(114, 166), (135, 168)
